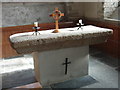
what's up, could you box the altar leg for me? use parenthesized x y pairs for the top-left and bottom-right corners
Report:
(33, 46), (89, 86)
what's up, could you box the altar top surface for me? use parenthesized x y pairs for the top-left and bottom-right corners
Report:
(10, 25), (112, 43)
(9, 25), (113, 54)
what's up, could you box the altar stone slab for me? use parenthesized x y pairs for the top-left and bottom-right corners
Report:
(10, 25), (113, 54)
(9, 25), (113, 86)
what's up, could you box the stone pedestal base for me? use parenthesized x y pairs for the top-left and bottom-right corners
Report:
(32, 46), (89, 86)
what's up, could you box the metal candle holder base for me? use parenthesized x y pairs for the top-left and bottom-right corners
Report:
(77, 23), (84, 30)
(32, 27), (40, 36)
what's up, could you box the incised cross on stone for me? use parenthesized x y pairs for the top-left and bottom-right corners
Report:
(62, 58), (71, 75)
(50, 7), (64, 33)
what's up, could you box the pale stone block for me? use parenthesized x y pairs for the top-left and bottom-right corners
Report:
(33, 46), (89, 86)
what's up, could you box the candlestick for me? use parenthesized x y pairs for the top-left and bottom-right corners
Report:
(77, 19), (84, 30)
(32, 22), (40, 36)
(79, 19), (84, 25)
(34, 22), (38, 27)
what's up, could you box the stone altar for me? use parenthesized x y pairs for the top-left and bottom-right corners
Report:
(9, 25), (113, 86)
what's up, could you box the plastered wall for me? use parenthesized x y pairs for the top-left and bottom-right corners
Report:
(2, 2), (105, 27)
(83, 2), (103, 19)
(65, 2), (84, 21)
(2, 2), (85, 27)
(2, 2), (66, 27)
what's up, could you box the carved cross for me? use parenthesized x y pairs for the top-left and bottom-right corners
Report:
(50, 7), (64, 33)
(62, 58), (71, 75)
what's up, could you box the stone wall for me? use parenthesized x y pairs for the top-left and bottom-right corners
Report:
(110, 7), (120, 20)
(104, 0), (118, 18)
(2, 2), (66, 27)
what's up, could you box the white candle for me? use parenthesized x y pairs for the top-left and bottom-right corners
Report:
(34, 22), (38, 27)
(79, 19), (82, 24)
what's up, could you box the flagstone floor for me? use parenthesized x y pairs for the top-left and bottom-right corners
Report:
(1, 47), (119, 89)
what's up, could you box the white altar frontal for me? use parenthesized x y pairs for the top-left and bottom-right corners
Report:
(10, 25), (113, 86)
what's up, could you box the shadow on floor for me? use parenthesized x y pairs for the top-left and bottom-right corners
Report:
(2, 47), (119, 89)
(51, 75), (98, 89)
(89, 47), (118, 68)
(2, 69), (36, 89)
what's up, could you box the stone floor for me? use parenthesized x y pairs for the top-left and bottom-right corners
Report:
(1, 47), (119, 89)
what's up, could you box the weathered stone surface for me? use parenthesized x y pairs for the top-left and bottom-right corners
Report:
(104, 0), (118, 18)
(9, 25), (113, 54)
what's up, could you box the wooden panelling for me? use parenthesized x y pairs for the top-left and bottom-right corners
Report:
(85, 19), (120, 59)
(1, 22), (76, 58)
